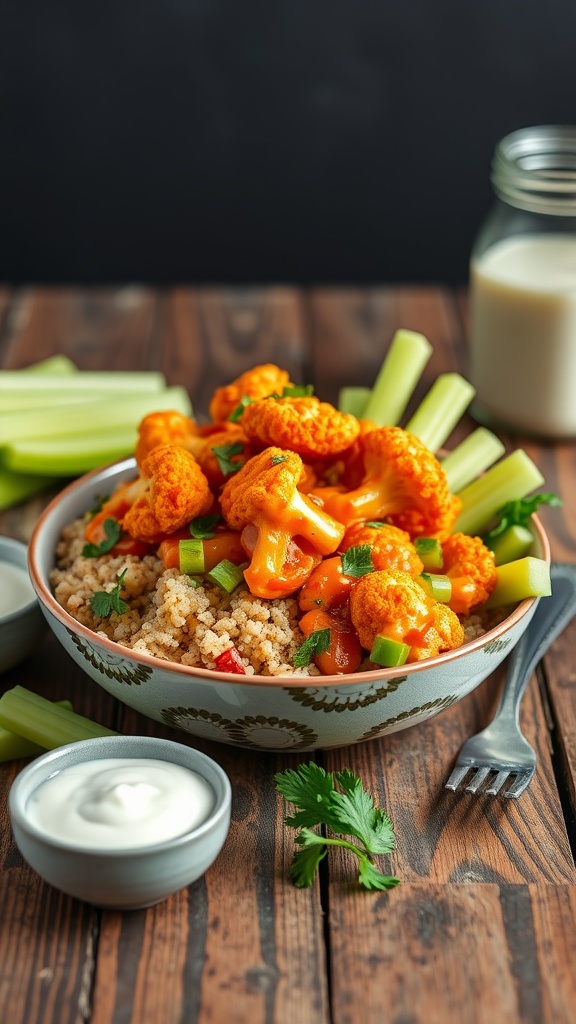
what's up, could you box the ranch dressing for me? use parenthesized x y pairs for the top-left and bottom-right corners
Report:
(469, 234), (576, 437)
(26, 757), (215, 849)
(0, 561), (36, 615)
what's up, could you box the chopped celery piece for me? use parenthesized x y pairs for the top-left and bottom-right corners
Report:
(205, 559), (244, 593)
(486, 524), (535, 566)
(0, 468), (53, 510)
(0, 386), (192, 446)
(418, 573), (452, 603)
(370, 635), (411, 667)
(0, 699), (73, 763)
(441, 427), (506, 494)
(453, 450), (545, 536)
(362, 329), (432, 426)
(179, 538), (205, 574)
(414, 536), (443, 569)
(337, 386), (371, 418)
(0, 370), (166, 392)
(3, 427), (139, 476)
(0, 686), (117, 749)
(484, 557), (551, 609)
(404, 373), (475, 452)
(21, 355), (78, 375)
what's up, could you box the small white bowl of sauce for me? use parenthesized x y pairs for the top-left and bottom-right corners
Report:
(9, 735), (232, 909)
(0, 536), (47, 673)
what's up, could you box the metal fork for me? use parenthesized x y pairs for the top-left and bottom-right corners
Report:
(445, 562), (576, 798)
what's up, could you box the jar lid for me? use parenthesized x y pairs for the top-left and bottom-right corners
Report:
(492, 125), (576, 216)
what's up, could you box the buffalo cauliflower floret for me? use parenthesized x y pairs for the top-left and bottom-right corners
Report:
(121, 445), (213, 543)
(240, 395), (360, 460)
(440, 532), (498, 615)
(219, 447), (345, 599)
(341, 521), (424, 575)
(312, 425), (460, 539)
(349, 568), (464, 663)
(134, 410), (198, 467)
(209, 363), (294, 422)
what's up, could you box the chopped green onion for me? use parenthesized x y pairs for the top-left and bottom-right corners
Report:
(337, 386), (371, 418)
(0, 686), (117, 749)
(205, 559), (244, 593)
(483, 557), (551, 609)
(404, 373), (475, 452)
(485, 524), (535, 566)
(362, 329), (433, 426)
(418, 573), (452, 603)
(370, 635), (411, 667)
(441, 427), (506, 494)
(453, 450), (545, 537)
(414, 536), (443, 569)
(0, 700), (73, 763)
(179, 538), (206, 575)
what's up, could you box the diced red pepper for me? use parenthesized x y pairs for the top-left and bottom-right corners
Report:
(215, 647), (247, 675)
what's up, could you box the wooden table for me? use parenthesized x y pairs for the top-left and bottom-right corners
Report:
(1, 286), (575, 1024)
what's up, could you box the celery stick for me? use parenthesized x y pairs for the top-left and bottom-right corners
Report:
(0, 386), (192, 446)
(362, 329), (432, 426)
(404, 373), (475, 452)
(1, 389), (107, 412)
(370, 635), (411, 667)
(453, 450), (545, 536)
(3, 426), (139, 475)
(338, 386), (371, 418)
(0, 686), (117, 748)
(441, 428), (506, 494)
(0, 467), (53, 510)
(21, 355), (78, 375)
(0, 370), (166, 392)
(486, 524), (535, 566)
(483, 557), (551, 609)
(0, 699), (73, 762)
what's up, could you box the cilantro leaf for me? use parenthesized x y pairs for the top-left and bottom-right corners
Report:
(282, 384), (314, 398)
(228, 396), (253, 422)
(341, 544), (374, 578)
(90, 569), (130, 618)
(293, 627), (331, 667)
(483, 493), (562, 542)
(275, 762), (400, 891)
(82, 518), (122, 558)
(189, 513), (222, 539)
(271, 453), (288, 465)
(212, 442), (245, 476)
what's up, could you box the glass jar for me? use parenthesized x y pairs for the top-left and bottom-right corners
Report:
(468, 125), (576, 438)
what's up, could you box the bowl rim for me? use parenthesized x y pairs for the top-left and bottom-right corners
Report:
(27, 457), (552, 688)
(9, 734), (232, 857)
(0, 535), (41, 622)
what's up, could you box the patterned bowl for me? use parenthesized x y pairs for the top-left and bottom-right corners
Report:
(28, 458), (550, 752)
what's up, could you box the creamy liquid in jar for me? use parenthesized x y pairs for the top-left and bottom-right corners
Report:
(0, 561), (36, 616)
(26, 757), (216, 849)
(469, 234), (576, 437)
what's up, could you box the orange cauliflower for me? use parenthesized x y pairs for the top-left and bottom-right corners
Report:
(209, 363), (294, 422)
(187, 422), (252, 490)
(240, 395), (360, 460)
(341, 522), (424, 575)
(440, 533), (498, 615)
(349, 569), (464, 663)
(312, 425), (460, 539)
(219, 447), (345, 599)
(134, 410), (198, 467)
(121, 445), (213, 543)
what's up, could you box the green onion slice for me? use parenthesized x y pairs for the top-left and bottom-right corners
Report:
(179, 538), (205, 575)
(414, 536), (443, 569)
(205, 559), (244, 593)
(370, 635), (411, 667)
(418, 573), (452, 603)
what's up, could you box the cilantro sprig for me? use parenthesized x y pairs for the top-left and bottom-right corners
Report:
(275, 762), (400, 891)
(189, 513), (222, 539)
(293, 627), (331, 667)
(483, 493), (562, 542)
(212, 441), (245, 476)
(90, 569), (130, 618)
(341, 544), (374, 578)
(82, 518), (122, 558)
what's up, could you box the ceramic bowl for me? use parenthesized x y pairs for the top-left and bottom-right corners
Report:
(28, 458), (550, 752)
(9, 734), (232, 909)
(0, 536), (47, 674)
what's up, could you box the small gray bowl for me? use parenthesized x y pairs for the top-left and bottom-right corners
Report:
(0, 536), (47, 674)
(9, 735), (232, 910)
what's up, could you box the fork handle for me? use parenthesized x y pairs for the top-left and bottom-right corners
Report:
(495, 563), (576, 721)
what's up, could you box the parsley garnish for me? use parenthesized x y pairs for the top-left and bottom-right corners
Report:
(90, 569), (130, 617)
(365, 520), (386, 529)
(483, 493), (563, 542)
(189, 513), (222, 539)
(228, 396), (253, 422)
(271, 453), (288, 465)
(212, 441), (244, 476)
(275, 762), (400, 891)
(82, 518), (122, 558)
(293, 628), (331, 667)
(282, 384), (314, 398)
(341, 544), (374, 578)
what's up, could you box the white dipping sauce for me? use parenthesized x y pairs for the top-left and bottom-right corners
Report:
(26, 757), (216, 849)
(470, 234), (576, 437)
(1, 561), (36, 616)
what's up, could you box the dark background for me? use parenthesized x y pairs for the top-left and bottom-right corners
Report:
(1, 1), (575, 285)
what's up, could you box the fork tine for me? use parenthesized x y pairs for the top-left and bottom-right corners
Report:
(445, 764), (471, 791)
(503, 771), (535, 799)
(483, 770), (510, 796)
(465, 766), (491, 794)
